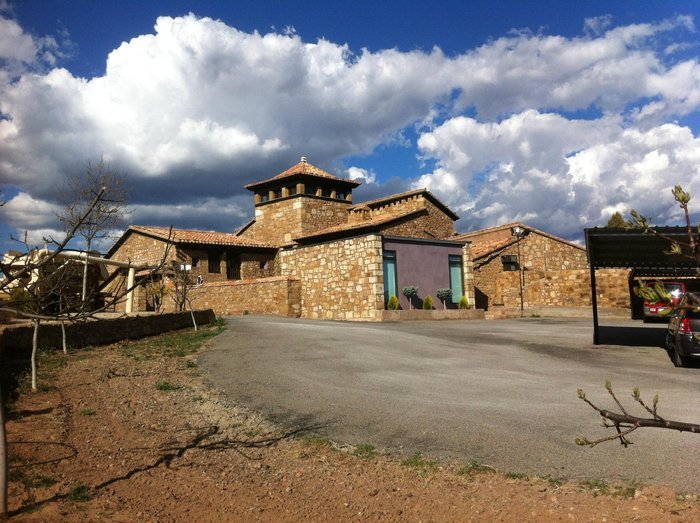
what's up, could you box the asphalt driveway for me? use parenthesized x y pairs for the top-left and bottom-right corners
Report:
(199, 316), (700, 492)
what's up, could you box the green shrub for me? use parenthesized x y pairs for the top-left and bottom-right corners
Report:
(352, 443), (377, 459)
(68, 484), (91, 502)
(422, 295), (434, 310)
(458, 295), (470, 309)
(387, 295), (400, 310)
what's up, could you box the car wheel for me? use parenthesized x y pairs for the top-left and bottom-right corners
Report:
(673, 348), (688, 368)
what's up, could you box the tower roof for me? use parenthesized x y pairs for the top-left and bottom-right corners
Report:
(245, 157), (361, 191)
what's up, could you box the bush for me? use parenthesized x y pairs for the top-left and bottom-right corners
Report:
(458, 295), (470, 309)
(436, 288), (452, 309)
(387, 295), (400, 310)
(422, 295), (434, 310)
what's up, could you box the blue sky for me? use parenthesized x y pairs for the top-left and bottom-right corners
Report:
(2, 0), (700, 252)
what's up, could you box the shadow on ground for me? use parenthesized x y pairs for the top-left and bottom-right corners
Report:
(597, 325), (666, 347)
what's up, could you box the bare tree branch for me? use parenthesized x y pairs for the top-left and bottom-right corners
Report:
(577, 384), (700, 448)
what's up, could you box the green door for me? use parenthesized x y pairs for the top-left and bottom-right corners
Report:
(383, 251), (397, 307)
(449, 255), (463, 303)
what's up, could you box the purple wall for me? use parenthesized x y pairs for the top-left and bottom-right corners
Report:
(382, 237), (464, 310)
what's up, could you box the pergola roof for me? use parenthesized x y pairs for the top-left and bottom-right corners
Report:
(585, 227), (699, 277)
(585, 226), (699, 345)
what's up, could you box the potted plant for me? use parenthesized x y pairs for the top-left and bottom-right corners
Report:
(436, 288), (452, 309)
(402, 286), (418, 310)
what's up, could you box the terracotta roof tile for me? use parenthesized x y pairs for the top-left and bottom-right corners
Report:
(294, 209), (425, 242)
(129, 225), (277, 249)
(455, 222), (585, 259)
(470, 238), (516, 259)
(245, 159), (360, 190)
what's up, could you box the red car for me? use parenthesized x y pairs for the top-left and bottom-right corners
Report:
(643, 281), (685, 321)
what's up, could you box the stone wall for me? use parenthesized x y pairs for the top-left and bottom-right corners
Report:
(108, 231), (175, 270)
(349, 196), (455, 240)
(244, 196), (351, 244)
(168, 276), (301, 317)
(380, 200), (455, 240)
(279, 234), (385, 320)
(0, 310), (216, 358)
(494, 268), (630, 310)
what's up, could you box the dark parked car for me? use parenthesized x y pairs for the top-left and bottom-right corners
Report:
(665, 292), (700, 367)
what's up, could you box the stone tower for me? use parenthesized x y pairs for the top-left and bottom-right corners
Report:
(240, 157), (361, 245)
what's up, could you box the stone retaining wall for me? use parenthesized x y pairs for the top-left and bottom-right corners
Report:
(0, 309), (216, 358)
(381, 309), (485, 321)
(181, 276), (301, 317)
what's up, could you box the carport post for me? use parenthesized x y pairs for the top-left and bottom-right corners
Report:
(590, 264), (600, 345)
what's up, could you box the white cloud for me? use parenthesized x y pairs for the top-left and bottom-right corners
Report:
(0, 192), (59, 228)
(347, 166), (376, 184)
(416, 113), (700, 237)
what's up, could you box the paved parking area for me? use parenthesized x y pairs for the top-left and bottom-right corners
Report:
(200, 316), (700, 491)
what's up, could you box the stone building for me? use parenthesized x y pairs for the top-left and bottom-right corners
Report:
(106, 158), (474, 320)
(454, 223), (630, 315)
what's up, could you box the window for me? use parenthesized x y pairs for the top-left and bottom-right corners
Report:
(449, 255), (463, 303)
(191, 256), (200, 268)
(383, 250), (398, 307)
(273, 188), (282, 199)
(322, 187), (332, 197)
(260, 193), (269, 202)
(305, 185), (315, 195)
(288, 185), (297, 196)
(208, 252), (221, 274)
(336, 191), (346, 200)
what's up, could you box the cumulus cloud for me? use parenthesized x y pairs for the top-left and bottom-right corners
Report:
(416, 113), (700, 237)
(347, 166), (377, 184)
(1, 12), (700, 247)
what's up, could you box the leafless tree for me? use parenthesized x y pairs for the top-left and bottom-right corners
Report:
(167, 261), (202, 330)
(56, 157), (128, 306)
(0, 188), (172, 516)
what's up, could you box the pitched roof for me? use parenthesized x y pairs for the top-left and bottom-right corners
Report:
(350, 188), (459, 221)
(127, 226), (276, 249)
(294, 208), (427, 243)
(470, 237), (516, 259)
(245, 159), (360, 190)
(455, 222), (585, 259)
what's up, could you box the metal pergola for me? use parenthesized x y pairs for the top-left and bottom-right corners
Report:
(584, 227), (699, 344)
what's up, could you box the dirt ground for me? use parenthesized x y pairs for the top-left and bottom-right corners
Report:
(4, 325), (699, 522)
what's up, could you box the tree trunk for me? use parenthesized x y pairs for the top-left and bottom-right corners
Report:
(0, 384), (8, 516)
(190, 310), (198, 331)
(32, 318), (39, 391)
(81, 238), (91, 305)
(61, 321), (67, 354)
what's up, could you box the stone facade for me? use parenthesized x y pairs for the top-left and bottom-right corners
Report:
(106, 160), (473, 320)
(378, 200), (455, 239)
(494, 268), (630, 310)
(463, 224), (630, 313)
(106, 230), (277, 313)
(278, 234), (385, 320)
(107, 230), (175, 269)
(243, 196), (351, 245)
